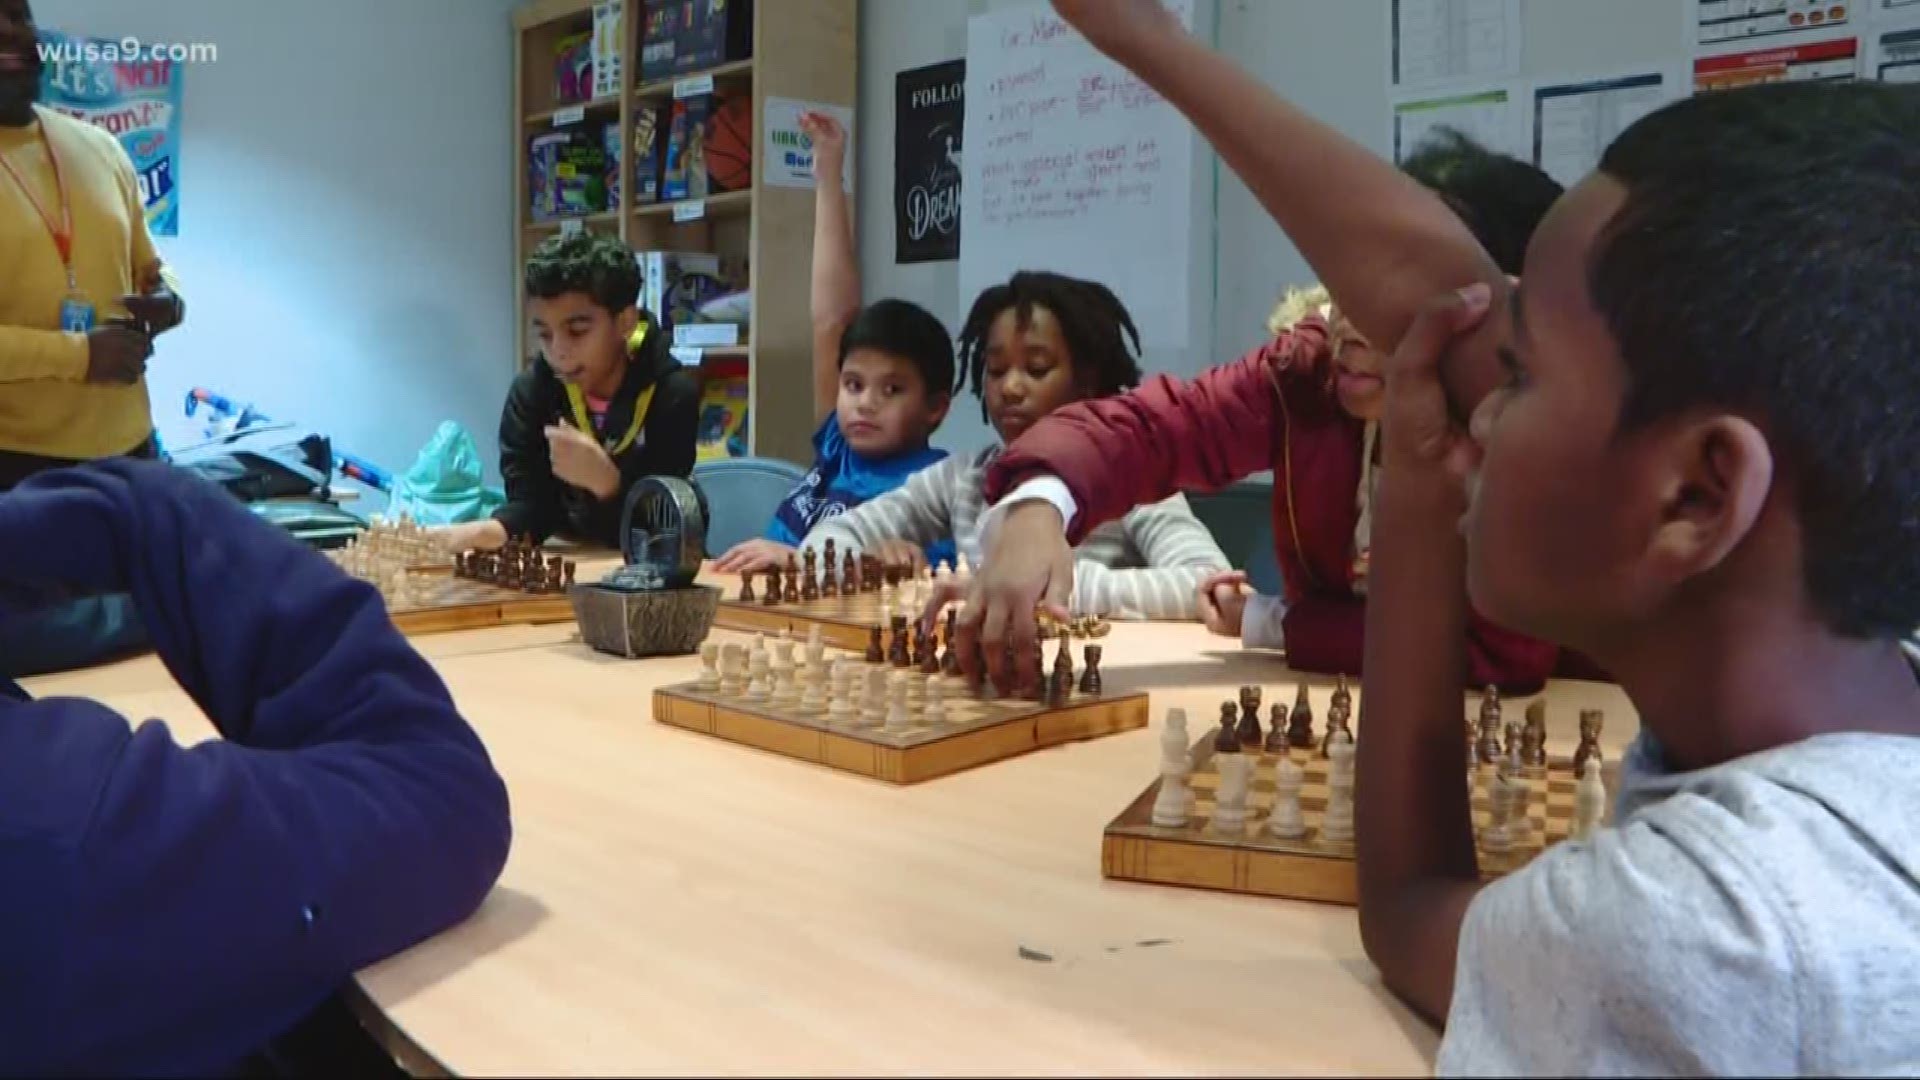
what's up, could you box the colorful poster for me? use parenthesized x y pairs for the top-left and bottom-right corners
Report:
(1691, 0), (1855, 45)
(894, 59), (964, 265)
(1693, 36), (1861, 90)
(1872, 25), (1920, 79)
(35, 30), (185, 237)
(761, 96), (854, 192)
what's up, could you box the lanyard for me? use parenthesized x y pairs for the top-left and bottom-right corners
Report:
(563, 322), (658, 455)
(0, 115), (77, 289)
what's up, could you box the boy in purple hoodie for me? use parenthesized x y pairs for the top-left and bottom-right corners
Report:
(0, 458), (511, 1075)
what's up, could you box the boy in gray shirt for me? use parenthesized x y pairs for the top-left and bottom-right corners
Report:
(1033, 1), (1920, 1073)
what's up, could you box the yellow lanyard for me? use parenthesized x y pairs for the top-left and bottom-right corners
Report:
(563, 323), (655, 455)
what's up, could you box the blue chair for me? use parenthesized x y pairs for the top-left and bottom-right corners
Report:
(1186, 480), (1284, 596)
(691, 457), (808, 556)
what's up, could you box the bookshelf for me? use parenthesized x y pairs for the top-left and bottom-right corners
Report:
(511, 0), (857, 465)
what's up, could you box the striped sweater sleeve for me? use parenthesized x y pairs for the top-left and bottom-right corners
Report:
(800, 455), (962, 555)
(1069, 493), (1229, 620)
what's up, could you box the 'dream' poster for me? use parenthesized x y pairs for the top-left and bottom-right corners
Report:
(37, 30), (184, 237)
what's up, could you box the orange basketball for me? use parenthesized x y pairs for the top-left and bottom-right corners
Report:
(707, 93), (753, 191)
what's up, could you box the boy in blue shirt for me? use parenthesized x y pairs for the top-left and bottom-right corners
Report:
(714, 113), (955, 573)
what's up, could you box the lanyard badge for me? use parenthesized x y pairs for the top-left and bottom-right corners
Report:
(0, 112), (86, 332)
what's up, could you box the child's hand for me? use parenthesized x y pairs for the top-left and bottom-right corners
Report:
(713, 539), (795, 574)
(1197, 569), (1249, 638)
(799, 111), (847, 180)
(544, 424), (620, 500)
(433, 519), (509, 555)
(870, 539), (927, 576)
(1050, 0), (1183, 58)
(1380, 283), (1492, 481)
(936, 501), (1074, 695)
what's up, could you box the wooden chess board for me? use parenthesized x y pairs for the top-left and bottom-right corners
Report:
(381, 572), (578, 636)
(653, 646), (1148, 784)
(1103, 708), (1617, 907)
(714, 589), (909, 652)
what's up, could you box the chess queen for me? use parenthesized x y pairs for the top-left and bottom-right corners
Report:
(977, 140), (1605, 694)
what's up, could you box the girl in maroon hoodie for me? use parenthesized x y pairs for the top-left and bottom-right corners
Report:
(979, 132), (1575, 692)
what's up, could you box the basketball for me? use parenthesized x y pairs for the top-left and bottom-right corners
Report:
(707, 92), (754, 192)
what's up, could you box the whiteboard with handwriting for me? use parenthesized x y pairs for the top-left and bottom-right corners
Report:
(959, 1), (1196, 350)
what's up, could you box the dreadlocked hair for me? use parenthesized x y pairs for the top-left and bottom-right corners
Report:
(955, 270), (1144, 418)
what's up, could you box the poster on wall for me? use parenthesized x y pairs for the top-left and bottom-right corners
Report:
(36, 30), (183, 237)
(1390, 84), (1528, 164)
(894, 59), (964, 265)
(1871, 24), (1920, 79)
(762, 96), (854, 191)
(1531, 71), (1680, 186)
(1390, 0), (1523, 90)
(1693, 36), (1861, 90)
(1690, 0), (1854, 45)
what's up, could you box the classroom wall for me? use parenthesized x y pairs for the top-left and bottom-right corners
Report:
(34, 0), (524, 488)
(858, 0), (1685, 455)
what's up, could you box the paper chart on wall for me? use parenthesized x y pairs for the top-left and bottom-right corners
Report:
(1689, 0), (1856, 46)
(1530, 70), (1683, 186)
(1390, 0), (1524, 90)
(1390, 83), (1528, 165)
(1870, 23), (1920, 79)
(1692, 34), (1862, 90)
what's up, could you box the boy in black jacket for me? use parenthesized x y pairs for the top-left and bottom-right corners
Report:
(441, 233), (700, 551)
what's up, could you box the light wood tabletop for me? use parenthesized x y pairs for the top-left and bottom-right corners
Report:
(31, 572), (1640, 1077)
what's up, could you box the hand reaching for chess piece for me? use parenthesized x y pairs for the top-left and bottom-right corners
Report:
(934, 499), (1074, 695)
(1196, 569), (1249, 639)
(713, 538), (796, 575)
(868, 539), (928, 577)
(433, 519), (509, 555)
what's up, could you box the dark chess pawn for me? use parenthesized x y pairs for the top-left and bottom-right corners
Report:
(1236, 686), (1263, 747)
(821, 544), (839, 598)
(1522, 700), (1549, 769)
(763, 566), (784, 607)
(1286, 684), (1316, 749)
(843, 550), (859, 594)
(888, 615), (911, 667)
(1264, 702), (1289, 753)
(801, 549), (820, 601)
(1078, 644), (1103, 696)
(782, 555), (801, 603)
(941, 609), (962, 677)
(1321, 703), (1354, 758)
(1331, 674), (1353, 716)
(917, 625), (940, 674)
(865, 625), (885, 663)
(1214, 702), (1241, 753)
(738, 569), (756, 602)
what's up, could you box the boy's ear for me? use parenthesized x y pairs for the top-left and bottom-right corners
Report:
(1644, 415), (1773, 584)
(615, 305), (642, 342)
(925, 391), (952, 430)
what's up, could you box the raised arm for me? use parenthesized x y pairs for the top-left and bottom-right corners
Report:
(803, 112), (859, 422)
(1050, 0), (1508, 404)
(0, 460), (509, 1075)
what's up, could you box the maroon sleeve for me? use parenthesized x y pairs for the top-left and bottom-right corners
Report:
(1282, 595), (1559, 695)
(985, 323), (1330, 544)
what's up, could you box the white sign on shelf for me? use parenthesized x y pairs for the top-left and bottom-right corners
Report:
(672, 200), (706, 223)
(559, 218), (585, 238)
(552, 104), (587, 127)
(763, 97), (855, 191)
(674, 73), (715, 99)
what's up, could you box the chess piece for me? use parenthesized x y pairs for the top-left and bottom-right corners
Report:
(821, 547), (839, 598)
(941, 608), (962, 677)
(843, 550), (859, 594)
(763, 566), (784, 607)
(888, 616), (911, 667)
(917, 625), (941, 675)
(827, 661), (855, 724)
(718, 644), (745, 696)
(1047, 655), (1072, 706)
(745, 650), (772, 703)
(771, 640), (799, 707)
(1476, 686), (1504, 765)
(697, 642), (720, 691)
(798, 666), (825, 713)
(923, 675), (948, 724)
(801, 548), (820, 601)
(1522, 700), (1548, 770)
(1330, 673), (1353, 716)
(1266, 754), (1308, 839)
(1572, 759), (1607, 840)
(1214, 702), (1240, 752)
(1151, 708), (1194, 828)
(1506, 758), (1533, 847)
(1466, 713), (1478, 771)
(866, 625), (885, 664)
(1573, 709), (1605, 777)
(1264, 703), (1289, 753)
(1320, 703), (1353, 758)
(783, 554), (801, 603)
(1236, 686), (1263, 747)
(1286, 684), (1315, 749)
(1078, 644), (1103, 695)
(858, 668), (888, 728)
(1320, 731), (1356, 844)
(1482, 759), (1517, 853)
(1213, 747), (1253, 834)
(884, 672), (912, 732)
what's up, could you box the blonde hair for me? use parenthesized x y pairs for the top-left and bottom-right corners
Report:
(1267, 284), (1366, 355)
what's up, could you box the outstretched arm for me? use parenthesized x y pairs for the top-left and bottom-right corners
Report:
(0, 460), (509, 1075)
(1051, 0), (1509, 405)
(804, 111), (859, 422)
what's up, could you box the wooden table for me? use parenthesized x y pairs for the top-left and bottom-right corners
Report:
(31, 574), (1639, 1076)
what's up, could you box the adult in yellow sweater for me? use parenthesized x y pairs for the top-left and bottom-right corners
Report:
(0, 0), (184, 490)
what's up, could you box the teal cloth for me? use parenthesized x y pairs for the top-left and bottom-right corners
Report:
(386, 422), (504, 525)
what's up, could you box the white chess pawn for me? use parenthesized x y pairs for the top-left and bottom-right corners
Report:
(1151, 708), (1194, 828)
(1482, 764), (1517, 853)
(770, 663), (800, 709)
(922, 676), (948, 724)
(827, 661), (855, 724)
(1572, 759), (1607, 840)
(718, 644), (745, 697)
(1266, 754), (1308, 839)
(745, 651), (772, 703)
(1212, 752), (1253, 834)
(857, 668), (887, 728)
(798, 666), (825, 713)
(884, 672), (912, 732)
(1320, 732), (1356, 844)
(697, 641), (720, 691)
